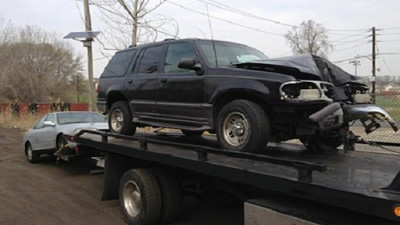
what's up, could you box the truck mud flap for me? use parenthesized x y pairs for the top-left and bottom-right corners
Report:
(102, 153), (135, 201)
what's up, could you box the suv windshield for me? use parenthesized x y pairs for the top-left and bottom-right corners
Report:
(197, 40), (268, 66)
(57, 112), (107, 125)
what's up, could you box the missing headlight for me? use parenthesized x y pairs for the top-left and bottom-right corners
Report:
(280, 81), (333, 102)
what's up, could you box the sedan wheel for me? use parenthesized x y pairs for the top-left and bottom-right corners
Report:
(25, 144), (39, 163)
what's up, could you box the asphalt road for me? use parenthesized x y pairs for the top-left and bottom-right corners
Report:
(0, 127), (243, 225)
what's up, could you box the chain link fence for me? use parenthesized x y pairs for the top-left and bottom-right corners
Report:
(350, 93), (400, 144)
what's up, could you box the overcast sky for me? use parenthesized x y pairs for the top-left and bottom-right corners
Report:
(1, 0), (399, 79)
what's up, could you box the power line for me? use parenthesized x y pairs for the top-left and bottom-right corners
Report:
(376, 43), (394, 76)
(331, 42), (369, 53)
(380, 27), (400, 30)
(379, 32), (400, 36)
(331, 36), (370, 48)
(331, 31), (369, 42)
(195, 0), (296, 28)
(377, 39), (400, 42)
(327, 28), (370, 32)
(165, 0), (284, 37)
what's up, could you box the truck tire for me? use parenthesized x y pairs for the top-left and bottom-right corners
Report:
(25, 143), (40, 163)
(119, 169), (161, 225)
(217, 100), (269, 153)
(151, 169), (182, 223)
(109, 101), (136, 135)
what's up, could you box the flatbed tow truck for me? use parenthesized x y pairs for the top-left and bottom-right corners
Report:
(69, 129), (400, 225)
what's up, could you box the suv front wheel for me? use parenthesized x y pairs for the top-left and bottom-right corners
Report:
(109, 101), (136, 135)
(217, 100), (269, 153)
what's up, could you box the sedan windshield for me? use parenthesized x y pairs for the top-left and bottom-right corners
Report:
(197, 40), (268, 66)
(57, 112), (106, 125)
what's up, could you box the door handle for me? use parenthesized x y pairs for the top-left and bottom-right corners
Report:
(160, 78), (167, 83)
(127, 79), (133, 84)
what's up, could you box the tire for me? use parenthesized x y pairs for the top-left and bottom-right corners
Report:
(109, 101), (136, 135)
(56, 134), (67, 149)
(25, 143), (40, 163)
(119, 169), (161, 225)
(217, 100), (269, 153)
(181, 129), (203, 136)
(57, 134), (74, 155)
(151, 169), (182, 224)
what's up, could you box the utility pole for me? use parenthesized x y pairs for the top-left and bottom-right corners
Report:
(350, 59), (361, 75)
(77, 75), (80, 103)
(83, 0), (97, 111)
(371, 27), (376, 103)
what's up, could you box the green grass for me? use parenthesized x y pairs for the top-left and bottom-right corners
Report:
(375, 95), (400, 121)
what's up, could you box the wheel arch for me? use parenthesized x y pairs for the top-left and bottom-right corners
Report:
(211, 84), (271, 127)
(106, 91), (129, 113)
(24, 141), (31, 155)
(56, 132), (64, 147)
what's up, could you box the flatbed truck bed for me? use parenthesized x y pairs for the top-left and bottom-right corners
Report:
(71, 130), (400, 225)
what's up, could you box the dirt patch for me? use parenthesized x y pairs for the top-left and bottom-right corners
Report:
(0, 127), (242, 225)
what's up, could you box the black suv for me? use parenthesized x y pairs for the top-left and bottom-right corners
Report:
(97, 39), (398, 153)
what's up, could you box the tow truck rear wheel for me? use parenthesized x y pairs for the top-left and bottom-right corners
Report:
(119, 169), (161, 225)
(109, 101), (136, 135)
(151, 169), (182, 223)
(217, 100), (269, 153)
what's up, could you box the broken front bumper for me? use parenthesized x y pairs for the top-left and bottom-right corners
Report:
(308, 103), (398, 133)
(342, 104), (398, 133)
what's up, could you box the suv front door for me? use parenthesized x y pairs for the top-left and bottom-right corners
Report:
(158, 42), (207, 126)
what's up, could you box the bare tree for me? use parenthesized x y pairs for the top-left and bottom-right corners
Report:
(285, 20), (331, 57)
(0, 25), (83, 103)
(92, 0), (179, 51)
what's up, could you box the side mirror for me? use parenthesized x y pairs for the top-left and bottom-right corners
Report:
(43, 121), (55, 127)
(178, 58), (204, 75)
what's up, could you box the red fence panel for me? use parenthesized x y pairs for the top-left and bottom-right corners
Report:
(70, 103), (89, 111)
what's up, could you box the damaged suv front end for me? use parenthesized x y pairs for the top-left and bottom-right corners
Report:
(272, 54), (398, 151)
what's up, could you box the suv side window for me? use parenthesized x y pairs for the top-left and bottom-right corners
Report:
(103, 50), (136, 77)
(164, 42), (197, 73)
(34, 115), (47, 129)
(137, 45), (163, 74)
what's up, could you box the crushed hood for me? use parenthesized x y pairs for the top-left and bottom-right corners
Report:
(236, 54), (360, 85)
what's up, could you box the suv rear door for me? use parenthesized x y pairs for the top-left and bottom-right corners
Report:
(126, 44), (165, 119)
(157, 41), (207, 125)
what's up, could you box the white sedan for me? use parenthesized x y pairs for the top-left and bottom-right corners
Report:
(23, 111), (108, 163)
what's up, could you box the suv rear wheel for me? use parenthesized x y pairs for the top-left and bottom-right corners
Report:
(217, 100), (269, 153)
(109, 101), (136, 135)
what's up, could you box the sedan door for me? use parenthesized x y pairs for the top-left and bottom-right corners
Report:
(40, 113), (58, 149)
(28, 115), (47, 150)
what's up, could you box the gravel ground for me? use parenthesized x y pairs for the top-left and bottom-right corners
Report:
(0, 127), (243, 225)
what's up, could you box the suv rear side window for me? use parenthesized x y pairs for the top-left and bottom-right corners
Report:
(137, 45), (163, 74)
(103, 50), (135, 77)
(164, 42), (197, 73)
